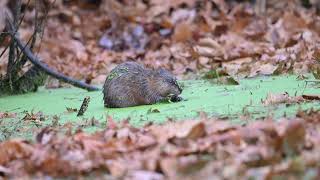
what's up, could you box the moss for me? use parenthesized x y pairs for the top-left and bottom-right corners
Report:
(0, 66), (47, 95)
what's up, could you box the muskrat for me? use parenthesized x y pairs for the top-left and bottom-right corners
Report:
(103, 62), (183, 108)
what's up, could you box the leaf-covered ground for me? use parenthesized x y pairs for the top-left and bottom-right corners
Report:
(1, 109), (320, 179)
(1, 0), (320, 179)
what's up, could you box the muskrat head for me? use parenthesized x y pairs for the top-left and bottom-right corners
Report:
(151, 68), (182, 98)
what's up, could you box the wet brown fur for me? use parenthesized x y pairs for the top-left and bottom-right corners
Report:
(103, 62), (182, 108)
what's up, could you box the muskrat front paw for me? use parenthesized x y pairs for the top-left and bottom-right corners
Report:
(170, 95), (183, 102)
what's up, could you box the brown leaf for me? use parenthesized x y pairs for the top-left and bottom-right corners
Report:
(173, 22), (193, 42)
(36, 127), (57, 145)
(0, 140), (33, 165)
(106, 116), (118, 129)
(185, 122), (206, 140)
(175, 121), (206, 140)
(302, 94), (320, 101)
(22, 111), (44, 122)
(125, 170), (164, 180)
(237, 146), (280, 167)
(159, 158), (179, 178)
(262, 92), (305, 105)
(279, 120), (305, 156)
(65, 107), (78, 113)
(217, 76), (240, 85)
(106, 160), (128, 177)
(249, 63), (278, 77)
(283, 11), (307, 31)
(0, 112), (17, 119)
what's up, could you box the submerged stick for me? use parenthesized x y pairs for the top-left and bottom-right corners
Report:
(77, 96), (91, 116)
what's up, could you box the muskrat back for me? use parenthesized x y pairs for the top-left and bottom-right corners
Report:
(103, 62), (182, 108)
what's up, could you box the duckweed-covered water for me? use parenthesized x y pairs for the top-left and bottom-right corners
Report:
(0, 74), (319, 140)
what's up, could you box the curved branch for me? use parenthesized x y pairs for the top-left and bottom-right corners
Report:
(12, 35), (100, 91)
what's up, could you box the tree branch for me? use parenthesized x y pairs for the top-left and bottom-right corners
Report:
(12, 34), (100, 91)
(7, 0), (22, 91)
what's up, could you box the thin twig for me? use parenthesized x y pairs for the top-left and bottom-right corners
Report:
(1, 0), (31, 62)
(13, 0), (38, 74)
(15, 0), (56, 72)
(32, 0), (56, 63)
(15, 30), (36, 64)
(0, 45), (9, 60)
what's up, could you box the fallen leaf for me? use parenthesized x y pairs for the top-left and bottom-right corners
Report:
(0, 140), (33, 164)
(262, 93), (304, 105)
(279, 120), (305, 156)
(125, 170), (164, 180)
(173, 22), (193, 42)
(65, 107), (78, 113)
(147, 108), (160, 114)
(302, 94), (320, 101)
(0, 112), (17, 119)
(175, 121), (206, 140)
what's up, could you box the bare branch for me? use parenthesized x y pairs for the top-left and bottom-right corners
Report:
(12, 34), (100, 91)
(0, 44), (9, 60)
(7, 0), (22, 90)
(13, 0), (39, 75)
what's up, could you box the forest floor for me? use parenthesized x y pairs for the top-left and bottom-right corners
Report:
(1, 0), (320, 179)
